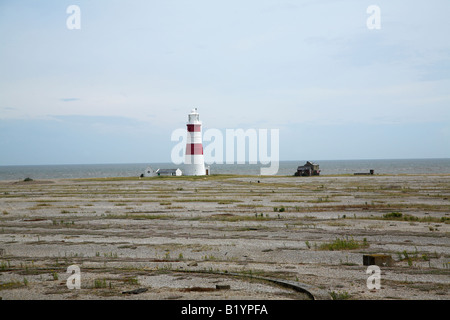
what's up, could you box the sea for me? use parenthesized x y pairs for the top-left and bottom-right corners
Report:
(1, 159), (450, 181)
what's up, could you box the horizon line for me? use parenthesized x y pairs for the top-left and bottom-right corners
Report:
(1, 157), (450, 167)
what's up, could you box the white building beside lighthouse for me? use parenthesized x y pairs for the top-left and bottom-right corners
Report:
(184, 108), (206, 176)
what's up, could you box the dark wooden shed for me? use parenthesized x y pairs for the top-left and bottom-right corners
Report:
(294, 161), (320, 176)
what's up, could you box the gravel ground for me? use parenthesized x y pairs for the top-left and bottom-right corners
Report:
(0, 174), (449, 300)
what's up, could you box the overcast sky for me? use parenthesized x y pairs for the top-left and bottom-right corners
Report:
(1, 0), (449, 165)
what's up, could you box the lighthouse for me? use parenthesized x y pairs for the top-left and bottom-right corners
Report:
(184, 108), (206, 176)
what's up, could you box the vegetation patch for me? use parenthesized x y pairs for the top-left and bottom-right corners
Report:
(382, 212), (450, 223)
(329, 290), (351, 300)
(0, 280), (25, 290)
(319, 236), (369, 251)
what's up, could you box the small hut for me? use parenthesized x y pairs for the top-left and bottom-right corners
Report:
(294, 161), (320, 176)
(142, 166), (156, 177)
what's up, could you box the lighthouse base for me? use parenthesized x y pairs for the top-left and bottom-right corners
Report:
(184, 155), (206, 176)
(183, 163), (206, 176)
(184, 166), (206, 176)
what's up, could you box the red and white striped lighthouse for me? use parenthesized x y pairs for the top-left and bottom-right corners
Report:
(184, 108), (206, 176)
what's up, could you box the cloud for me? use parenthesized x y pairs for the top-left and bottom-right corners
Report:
(60, 98), (80, 102)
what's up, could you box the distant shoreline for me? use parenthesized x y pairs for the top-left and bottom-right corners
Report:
(1, 159), (450, 181)
(2, 172), (450, 185)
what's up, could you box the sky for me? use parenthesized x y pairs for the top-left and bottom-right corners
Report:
(0, 0), (449, 165)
